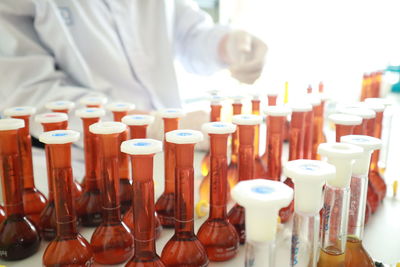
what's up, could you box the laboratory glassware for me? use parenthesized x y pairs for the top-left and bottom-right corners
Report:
(40, 130), (94, 266)
(0, 119), (40, 260)
(304, 95), (321, 159)
(317, 142), (363, 267)
(155, 108), (185, 228)
(45, 100), (75, 114)
(267, 91), (278, 106)
(89, 122), (134, 264)
(121, 138), (165, 267)
(75, 108), (105, 226)
(252, 94), (267, 178)
(232, 179), (293, 267)
(0, 179), (4, 224)
(312, 94), (327, 159)
(4, 106), (47, 226)
(328, 114), (362, 142)
(228, 114), (263, 244)
(161, 129), (208, 266)
(80, 95), (108, 108)
(341, 135), (382, 267)
(197, 122), (239, 261)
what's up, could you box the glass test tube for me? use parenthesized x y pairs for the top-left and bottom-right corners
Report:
(35, 112), (69, 241)
(341, 135), (382, 267)
(262, 106), (292, 181)
(89, 122), (134, 265)
(107, 102), (136, 214)
(304, 95), (321, 159)
(121, 114), (162, 239)
(197, 122), (239, 261)
(284, 159), (335, 267)
(232, 179), (293, 267)
(317, 142), (363, 267)
(75, 108), (105, 226)
(252, 95), (267, 178)
(79, 95), (108, 108)
(121, 139), (165, 267)
(280, 103), (311, 223)
(161, 129), (209, 267)
(328, 114), (362, 142)
(228, 114), (263, 244)
(155, 108), (185, 228)
(0, 119), (40, 261)
(4, 107), (47, 226)
(40, 130), (93, 267)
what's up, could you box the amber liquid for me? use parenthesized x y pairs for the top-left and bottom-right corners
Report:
(318, 246), (345, 267)
(345, 237), (374, 267)
(252, 100), (267, 178)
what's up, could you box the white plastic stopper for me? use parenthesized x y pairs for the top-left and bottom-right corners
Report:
(232, 114), (263, 125)
(201, 122), (236, 135)
(328, 113), (362, 126)
(363, 101), (385, 113)
(165, 129), (203, 144)
(0, 118), (25, 130)
(288, 103), (312, 112)
(106, 102), (136, 112)
(35, 113), (68, 123)
(232, 95), (245, 104)
(79, 95), (108, 106)
(89, 121), (126, 135)
(209, 95), (225, 105)
(39, 130), (80, 144)
(122, 114), (155, 126)
(4, 106), (36, 117)
(365, 98), (392, 107)
(264, 106), (292, 117)
(159, 108), (186, 119)
(339, 106), (376, 119)
(75, 108), (106, 118)
(45, 101), (75, 111)
(121, 138), (162, 155)
(304, 94), (321, 106)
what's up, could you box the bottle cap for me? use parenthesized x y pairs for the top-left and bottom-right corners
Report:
(89, 121), (126, 135)
(0, 118), (25, 130)
(4, 106), (36, 116)
(45, 101), (75, 111)
(232, 114), (263, 125)
(166, 129), (203, 144)
(250, 92), (261, 101)
(340, 135), (382, 175)
(363, 101), (385, 113)
(317, 92), (330, 101)
(209, 95), (225, 106)
(35, 113), (68, 123)
(328, 113), (362, 126)
(232, 95), (245, 104)
(121, 138), (162, 155)
(365, 97), (392, 107)
(318, 142), (363, 188)
(75, 108), (106, 118)
(159, 108), (186, 118)
(39, 130), (80, 144)
(284, 160), (336, 214)
(304, 94), (321, 106)
(266, 90), (279, 96)
(264, 106), (292, 116)
(122, 114), (155, 126)
(288, 103), (312, 112)
(202, 122), (236, 134)
(106, 102), (136, 112)
(339, 106), (376, 119)
(231, 179), (293, 242)
(79, 95), (108, 106)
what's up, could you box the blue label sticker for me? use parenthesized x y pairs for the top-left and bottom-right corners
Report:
(116, 104), (126, 107)
(134, 142), (151, 147)
(177, 132), (192, 136)
(241, 115), (251, 119)
(251, 186), (275, 195)
(353, 137), (368, 143)
(300, 164), (319, 171)
(15, 108), (24, 111)
(167, 110), (177, 113)
(86, 109), (95, 112)
(52, 133), (68, 137)
(213, 123), (225, 128)
(55, 102), (65, 105)
(131, 116), (144, 120)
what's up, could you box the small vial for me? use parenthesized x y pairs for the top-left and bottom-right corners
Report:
(284, 160), (336, 267)
(197, 122), (239, 261)
(155, 108), (185, 228)
(121, 139), (165, 267)
(317, 142), (363, 267)
(251, 94), (267, 178)
(75, 108), (106, 226)
(228, 114), (263, 244)
(262, 106), (292, 181)
(121, 115), (162, 239)
(280, 103), (312, 223)
(267, 91), (278, 106)
(328, 114), (362, 142)
(341, 135), (382, 267)
(107, 102), (136, 214)
(40, 130), (94, 267)
(45, 100), (75, 114)
(232, 179), (293, 267)
(89, 122), (134, 264)
(35, 112), (69, 241)
(4, 107), (47, 226)
(79, 95), (108, 108)
(161, 130), (209, 267)
(312, 94), (327, 159)
(0, 119), (41, 260)
(303, 95), (321, 159)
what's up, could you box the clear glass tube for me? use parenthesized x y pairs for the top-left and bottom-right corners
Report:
(245, 240), (275, 267)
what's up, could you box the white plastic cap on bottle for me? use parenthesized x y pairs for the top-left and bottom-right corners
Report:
(340, 135), (382, 176)
(284, 160), (336, 214)
(121, 138), (162, 155)
(209, 95), (225, 106)
(231, 179), (293, 242)
(364, 98), (392, 107)
(202, 122), (236, 135)
(288, 103), (312, 113)
(122, 114), (155, 126)
(75, 108), (106, 118)
(318, 143), (363, 188)
(166, 129), (203, 144)
(232, 95), (245, 104)
(79, 95), (108, 106)
(339, 106), (376, 119)
(0, 118), (25, 130)
(39, 130), (80, 144)
(304, 94), (322, 106)
(106, 102), (136, 112)
(4, 106), (36, 117)
(158, 108), (186, 119)
(328, 113), (362, 126)
(264, 106), (292, 117)
(89, 121), (126, 135)
(35, 113), (68, 124)
(232, 114), (263, 125)
(45, 101), (75, 112)
(266, 90), (279, 96)
(362, 101), (385, 113)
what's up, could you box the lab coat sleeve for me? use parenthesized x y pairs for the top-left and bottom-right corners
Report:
(174, 0), (230, 75)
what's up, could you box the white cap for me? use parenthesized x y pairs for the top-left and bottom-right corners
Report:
(328, 113), (362, 126)
(340, 135), (382, 176)
(231, 179), (293, 242)
(318, 143), (363, 188)
(45, 101), (75, 111)
(0, 118), (25, 130)
(209, 95), (225, 105)
(79, 95), (108, 106)
(4, 106), (36, 117)
(284, 160), (336, 214)
(288, 103), (312, 112)
(365, 98), (392, 107)
(165, 129), (203, 144)
(266, 90), (279, 96)
(232, 114), (263, 125)
(250, 92), (261, 100)
(264, 106), (292, 116)
(232, 95), (245, 104)
(35, 113), (68, 123)
(304, 95), (321, 106)
(159, 108), (186, 118)
(121, 138), (162, 155)
(106, 102), (136, 112)
(317, 92), (330, 101)
(363, 101), (385, 113)
(339, 106), (376, 119)
(39, 130), (80, 144)
(75, 108), (106, 118)
(122, 114), (155, 126)
(202, 122), (236, 134)
(89, 121), (126, 135)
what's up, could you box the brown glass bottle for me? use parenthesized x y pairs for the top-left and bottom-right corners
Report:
(227, 100), (242, 189)
(251, 97), (267, 178)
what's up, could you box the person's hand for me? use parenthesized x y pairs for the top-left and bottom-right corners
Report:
(219, 31), (268, 84)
